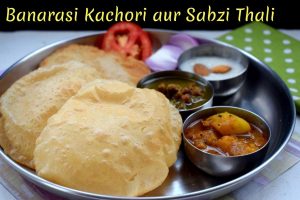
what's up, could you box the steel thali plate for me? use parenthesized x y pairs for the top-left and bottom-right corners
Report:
(0, 31), (296, 200)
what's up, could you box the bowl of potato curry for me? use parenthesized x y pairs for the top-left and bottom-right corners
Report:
(182, 106), (271, 176)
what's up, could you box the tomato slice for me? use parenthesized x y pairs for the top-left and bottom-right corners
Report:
(100, 22), (152, 61)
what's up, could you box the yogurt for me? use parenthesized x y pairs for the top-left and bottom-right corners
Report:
(179, 56), (246, 81)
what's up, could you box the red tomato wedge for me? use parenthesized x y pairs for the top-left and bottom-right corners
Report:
(100, 22), (152, 61)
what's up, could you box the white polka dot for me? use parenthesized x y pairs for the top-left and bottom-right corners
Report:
(290, 88), (298, 93)
(244, 37), (252, 42)
(288, 79), (296, 84)
(264, 57), (273, 62)
(226, 35), (234, 41)
(285, 58), (293, 63)
(264, 48), (272, 53)
(264, 39), (272, 44)
(283, 48), (292, 54)
(293, 96), (300, 101)
(283, 39), (291, 45)
(286, 68), (295, 73)
(244, 46), (253, 51)
(263, 30), (271, 35)
(245, 28), (253, 33)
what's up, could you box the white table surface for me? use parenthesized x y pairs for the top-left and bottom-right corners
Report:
(0, 30), (299, 200)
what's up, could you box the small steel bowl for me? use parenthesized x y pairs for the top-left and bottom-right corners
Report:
(182, 106), (271, 177)
(178, 43), (249, 97)
(137, 70), (214, 120)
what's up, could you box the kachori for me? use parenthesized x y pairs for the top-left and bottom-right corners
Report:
(39, 44), (151, 85)
(0, 61), (102, 168)
(34, 79), (182, 196)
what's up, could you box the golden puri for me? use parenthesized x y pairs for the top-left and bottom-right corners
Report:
(0, 61), (102, 168)
(40, 44), (151, 85)
(34, 79), (182, 196)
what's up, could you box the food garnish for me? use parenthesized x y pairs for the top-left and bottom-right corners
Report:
(100, 21), (152, 61)
(145, 45), (182, 72)
(193, 63), (210, 76)
(167, 33), (199, 50)
(193, 63), (232, 76)
(211, 65), (232, 74)
(146, 33), (199, 72)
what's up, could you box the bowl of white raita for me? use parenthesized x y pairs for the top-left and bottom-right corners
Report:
(178, 43), (249, 96)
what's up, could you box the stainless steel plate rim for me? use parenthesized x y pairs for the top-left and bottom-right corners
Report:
(0, 30), (296, 200)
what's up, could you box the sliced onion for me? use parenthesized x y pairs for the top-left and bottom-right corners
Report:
(167, 33), (199, 50)
(145, 33), (198, 72)
(145, 45), (183, 72)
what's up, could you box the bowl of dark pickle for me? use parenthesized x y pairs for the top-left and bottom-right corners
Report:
(137, 70), (214, 120)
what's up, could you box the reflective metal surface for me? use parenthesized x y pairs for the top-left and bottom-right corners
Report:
(0, 31), (296, 200)
(182, 106), (271, 177)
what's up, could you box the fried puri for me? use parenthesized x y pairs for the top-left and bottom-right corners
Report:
(39, 44), (151, 85)
(34, 79), (182, 196)
(0, 62), (102, 168)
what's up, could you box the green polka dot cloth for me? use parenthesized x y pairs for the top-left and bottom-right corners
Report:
(218, 22), (300, 112)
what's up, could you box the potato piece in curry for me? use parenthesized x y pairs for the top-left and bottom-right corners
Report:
(203, 112), (251, 136)
(185, 112), (268, 156)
